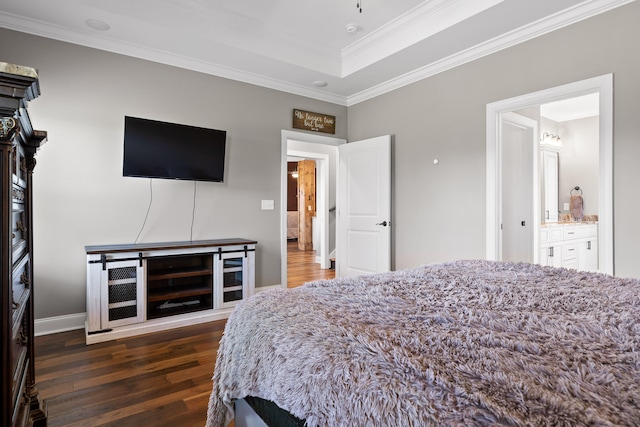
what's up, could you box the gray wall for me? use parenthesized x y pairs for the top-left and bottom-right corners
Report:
(347, 2), (640, 277)
(541, 115), (600, 216)
(555, 116), (600, 215)
(0, 28), (347, 318)
(3, 1), (640, 320)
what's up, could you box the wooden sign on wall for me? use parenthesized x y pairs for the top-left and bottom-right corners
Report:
(293, 109), (336, 134)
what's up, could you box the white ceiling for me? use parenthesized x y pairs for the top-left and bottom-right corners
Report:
(0, 0), (633, 105)
(541, 93), (600, 122)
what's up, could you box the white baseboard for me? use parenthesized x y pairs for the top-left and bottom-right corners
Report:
(35, 312), (86, 336)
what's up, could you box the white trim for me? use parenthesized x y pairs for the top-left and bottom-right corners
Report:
(281, 131), (346, 290)
(0, 1), (631, 106)
(0, 12), (348, 106)
(341, 0), (502, 76)
(346, 0), (634, 105)
(35, 312), (86, 336)
(288, 150), (330, 269)
(486, 74), (613, 275)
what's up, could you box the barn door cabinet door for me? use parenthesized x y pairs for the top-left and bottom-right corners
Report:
(214, 250), (254, 309)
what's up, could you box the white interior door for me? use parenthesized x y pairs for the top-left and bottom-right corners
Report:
(336, 135), (391, 277)
(501, 116), (535, 263)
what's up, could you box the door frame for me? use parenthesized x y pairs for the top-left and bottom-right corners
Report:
(486, 74), (613, 274)
(281, 130), (346, 288)
(288, 150), (329, 264)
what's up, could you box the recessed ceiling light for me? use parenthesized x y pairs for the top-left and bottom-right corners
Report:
(312, 80), (328, 88)
(345, 24), (359, 33)
(85, 19), (111, 31)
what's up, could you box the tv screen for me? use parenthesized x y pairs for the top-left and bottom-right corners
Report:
(123, 116), (226, 182)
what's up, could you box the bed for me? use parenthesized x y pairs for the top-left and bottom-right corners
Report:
(206, 260), (640, 426)
(287, 211), (298, 240)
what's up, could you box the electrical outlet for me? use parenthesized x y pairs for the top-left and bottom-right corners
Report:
(564, 202), (570, 211)
(261, 200), (274, 210)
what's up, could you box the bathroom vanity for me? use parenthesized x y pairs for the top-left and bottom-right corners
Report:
(539, 222), (598, 272)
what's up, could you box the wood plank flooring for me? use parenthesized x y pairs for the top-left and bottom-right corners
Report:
(35, 245), (332, 426)
(286, 241), (335, 287)
(35, 321), (225, 427)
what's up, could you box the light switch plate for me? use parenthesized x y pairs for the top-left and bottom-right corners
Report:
(261, 200), (275, 210)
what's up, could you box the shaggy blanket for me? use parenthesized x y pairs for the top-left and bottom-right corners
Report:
(206, 260), (640, 426)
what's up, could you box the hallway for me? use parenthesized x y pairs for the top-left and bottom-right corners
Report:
(287, 241), (335, 288)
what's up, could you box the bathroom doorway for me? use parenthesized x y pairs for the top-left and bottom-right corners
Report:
(486, 74), (613, 274)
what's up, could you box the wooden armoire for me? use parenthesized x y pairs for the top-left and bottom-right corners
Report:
(1, 62), (48, 426)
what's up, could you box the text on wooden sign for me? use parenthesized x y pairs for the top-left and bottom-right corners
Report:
(293, 109), (336, 134)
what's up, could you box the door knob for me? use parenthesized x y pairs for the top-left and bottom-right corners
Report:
(376, 221), (388, 227)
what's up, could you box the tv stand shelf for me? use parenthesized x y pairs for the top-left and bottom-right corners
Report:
(148, 266), (213, 280)
(147, 285), (211, 302)
(85, 238), (256, 344)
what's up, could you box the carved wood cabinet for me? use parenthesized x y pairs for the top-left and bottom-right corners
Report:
(1, 62), (48, 426)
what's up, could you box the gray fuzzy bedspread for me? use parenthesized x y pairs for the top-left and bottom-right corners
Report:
(206, 260), (640, 426)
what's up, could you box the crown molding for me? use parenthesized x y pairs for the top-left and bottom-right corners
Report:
(341, 0), (502, 77)
(346, 0), (636, 106)
(0, 11), (349, 106)
(0, 0), (633, 108)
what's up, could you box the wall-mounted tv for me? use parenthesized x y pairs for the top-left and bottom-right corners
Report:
(123, 116), (226, 182)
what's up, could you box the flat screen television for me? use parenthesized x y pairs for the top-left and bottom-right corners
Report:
(123, 116), (226, 182)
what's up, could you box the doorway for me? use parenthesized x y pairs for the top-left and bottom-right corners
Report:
(280, 130), (345, 288)
(486, 74), (613, 274)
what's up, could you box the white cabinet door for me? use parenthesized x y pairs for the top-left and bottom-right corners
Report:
(100, 259), (144, 330)
(578, 238), (598, 272)
(214, 249), (254, 309)
(540, 243), (562, 268)
(542, 150), (559, 223)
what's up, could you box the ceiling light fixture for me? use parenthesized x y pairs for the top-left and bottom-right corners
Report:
(356, 1), (363, 13)
(85, 19), (110, 31)
(345, 24), (359, 33)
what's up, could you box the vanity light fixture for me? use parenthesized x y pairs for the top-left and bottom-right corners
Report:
(541, 132), (563, 149)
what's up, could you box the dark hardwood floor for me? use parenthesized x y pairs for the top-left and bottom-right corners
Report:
(35, 321), (224, 427)
(35, 244), (333, 426)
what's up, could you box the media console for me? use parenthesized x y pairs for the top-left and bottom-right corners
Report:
(85, 238), (256, 344)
